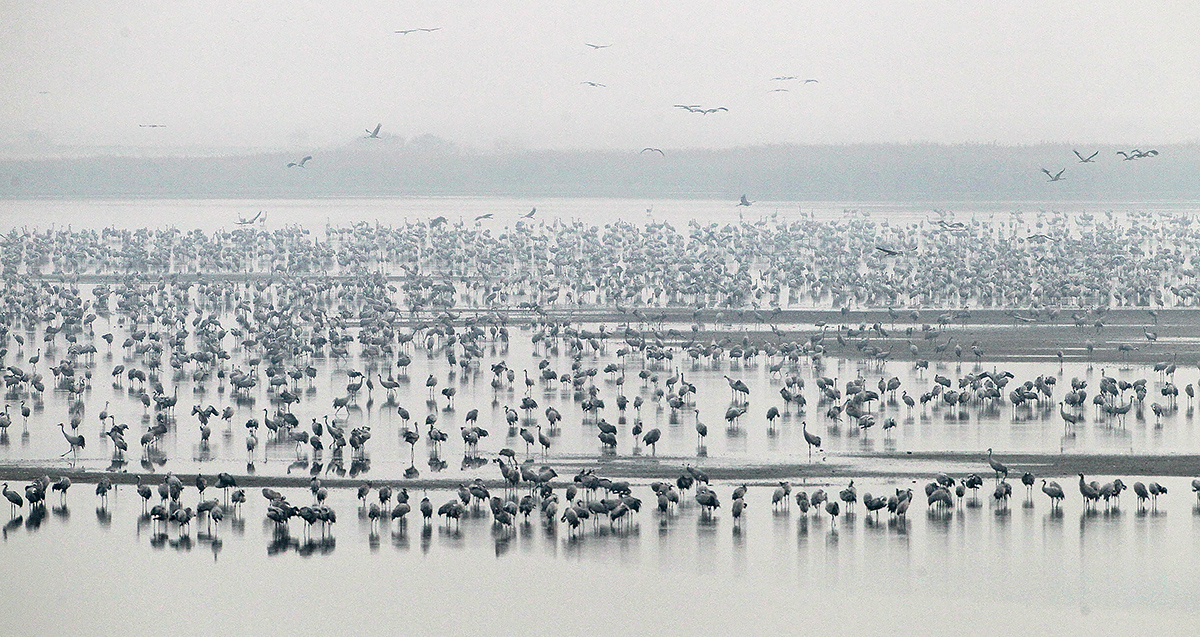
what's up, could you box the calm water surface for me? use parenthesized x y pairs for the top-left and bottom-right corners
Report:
(2, 198), (1199, 635)
(2, 481), (1198, 636)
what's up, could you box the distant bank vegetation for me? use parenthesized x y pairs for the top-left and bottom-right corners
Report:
(1, 141), (1197, 200)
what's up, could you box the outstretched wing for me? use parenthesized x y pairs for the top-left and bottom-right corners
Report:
(371, 123), (381, 136)
(1085, 151), (1098, 161)
(1054, 169), (1066, 179)
(300, 156), (312, 166)
(1041, 168), (1053, 178)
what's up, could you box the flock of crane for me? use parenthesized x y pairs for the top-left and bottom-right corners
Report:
(6, 461), (1200, 546)
(6, 205), (1200, 313)
(2, 212), (1200, 551)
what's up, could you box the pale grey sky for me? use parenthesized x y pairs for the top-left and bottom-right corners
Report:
(2, 2), (1198, 153)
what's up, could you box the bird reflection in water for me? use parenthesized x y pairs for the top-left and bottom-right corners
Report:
(494, 533), (512, 558)
(3, 516), (23, 539)
(350, 458), (371, 477)
(267, 530), (336, 556)
(421, 525), (433, 554)
(391, 528), (410, 551)
(95, 506), (112, 528)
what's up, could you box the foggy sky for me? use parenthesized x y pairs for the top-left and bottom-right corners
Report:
(2, 2), (1198, 154)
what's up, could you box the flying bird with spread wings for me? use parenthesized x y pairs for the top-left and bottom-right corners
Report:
(1041, 168), (1066, 182)
(581, 81), (606, 88)
(673, 104), (727, 115)
(875, 246), (902, 257)
(395, 27), (440, 34)
(585, 43), (611, 49)
(366, 123), (381, 138)
(287, 156), (313, 168)
(523, 207), (537, 218)
(1073, 150), (1098, 163)
(640, 148), (665, 156)
(1117, 149), (1158, 160)
(737, 195), (753, 207)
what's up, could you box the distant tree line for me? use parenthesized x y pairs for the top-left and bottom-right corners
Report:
(1, 141), (1196, 201)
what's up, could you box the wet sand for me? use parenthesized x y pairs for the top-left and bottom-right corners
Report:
(2, 451), (1196, 492)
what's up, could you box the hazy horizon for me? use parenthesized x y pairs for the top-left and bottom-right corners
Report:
(3, 2), (1199, 155)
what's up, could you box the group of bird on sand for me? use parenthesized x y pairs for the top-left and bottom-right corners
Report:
(7, 453), (1199, 545)
(1, 205), (1199, 553)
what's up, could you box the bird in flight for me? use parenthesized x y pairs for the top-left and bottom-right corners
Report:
(1073, 150), (1098, 163)
(585, 43), (611, 49)
(1118, 149), (1158, 160)
(236, 211), (264, 225)
(737, 195), (753, 207)
(287, 156), (313, 168)
(474, 213), (493, 221)
(640, 148), (665, 156)
(803, 79), (819, 84)
(673, 104), (727, 114)
(523, 207), (536, 218)
(771, 76), (797, 81)
(395, 28), (440, 34)
(581, 81), (606, 88)
(1041, 168), (1066, 182)
(366, 123), (381, 138)
(875, 246), (902, 257)
(769, 88), (789, 93)
(138, 124), (167, 128)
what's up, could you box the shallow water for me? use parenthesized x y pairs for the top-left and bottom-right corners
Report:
(3, 300), (1199, 482)
(4, 305), (1200, 482)
(2, 480), (1198, 636)
(2, 197), (1200, 635)
(2, 196), (1198, 234)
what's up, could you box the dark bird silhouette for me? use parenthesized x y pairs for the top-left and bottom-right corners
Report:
(287, 156), (312, 168)
(395, 27), (440, 34)
(875, 246), (902, 257)
(366, 123), (381, 138)
(1041, 168), (1066, 182)
(738, 194), (752, 207)
(585, 43), (612, 49)
(640, 148), (665, 156)
(1073, 150), (1098, 163)
(803, 79), (819, 84)
(235, 211), (263, 225)
(523, 207), (536, 218)
(474, 213), (493, 221)
(581, 81), (606, 88)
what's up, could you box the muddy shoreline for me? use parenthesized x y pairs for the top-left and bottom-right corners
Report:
(2, 452), (1196, 491)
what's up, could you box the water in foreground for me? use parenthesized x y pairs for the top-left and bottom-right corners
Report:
(2, 480), (1199, 636)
